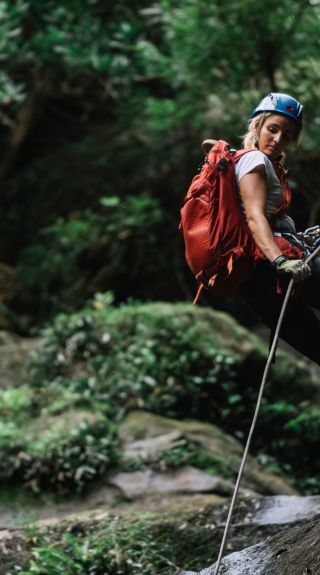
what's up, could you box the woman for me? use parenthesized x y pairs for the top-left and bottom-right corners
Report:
(237, 92), (320, 366)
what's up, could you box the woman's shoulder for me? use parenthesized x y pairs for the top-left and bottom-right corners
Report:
(236, 149), (271, 166)
(236, 149), (275, 176)
(235, 149), (277, 184)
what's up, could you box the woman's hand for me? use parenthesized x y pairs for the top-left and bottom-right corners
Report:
(272, 255), (311, 282)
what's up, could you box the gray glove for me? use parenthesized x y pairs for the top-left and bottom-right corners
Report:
(272, 255), (311, 283)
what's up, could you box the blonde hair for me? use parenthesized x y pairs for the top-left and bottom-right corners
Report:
(241, 112), (301, 156)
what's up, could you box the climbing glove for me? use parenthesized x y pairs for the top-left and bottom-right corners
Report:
(272, 255), (311, 283)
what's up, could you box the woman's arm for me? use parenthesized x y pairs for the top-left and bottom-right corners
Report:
(239, 165), (283, 262)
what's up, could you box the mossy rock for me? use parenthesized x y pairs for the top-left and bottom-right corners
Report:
(2, 299), (320, 494)
(4, 506), (248, 575)
(8, 499), (320, 575)
(27, 301), (317, 424)
(116, 410), (297, 497)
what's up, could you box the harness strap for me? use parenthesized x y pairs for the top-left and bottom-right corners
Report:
(193, 283), (204, 305)
(272, 161), (292, 218)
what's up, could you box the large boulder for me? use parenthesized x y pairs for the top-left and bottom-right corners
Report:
(182, 519), (320, 575)
(179, 495), (320, 575)
(110, 411), (298, 498)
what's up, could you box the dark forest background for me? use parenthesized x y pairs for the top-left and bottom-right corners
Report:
(0, 8), (320, 571)
(1, 0), (320, 332)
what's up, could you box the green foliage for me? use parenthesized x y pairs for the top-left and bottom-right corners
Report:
(12, 193), (166, 326)
(13, 512), (220, 575)
(22, 297), (319, 492)
(27, 298), (245, 422)
(0, 1), (117, 73)
(1, 0), (320, 327)
(0, 299), (319, 493)
(0, 385), (37, 420)
(0, 403), (118, 493)
(279, 406), (320, 491)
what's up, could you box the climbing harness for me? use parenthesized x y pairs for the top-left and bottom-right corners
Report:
(213, 243), (320, 575)
(303, 225), (320, 251)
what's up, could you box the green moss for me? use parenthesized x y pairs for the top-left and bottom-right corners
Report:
(1, 298), (319, 494)
(14, 510), (224, 575)
(122, 438), (235, 480)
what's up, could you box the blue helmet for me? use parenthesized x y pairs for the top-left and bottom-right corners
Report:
(250, 93), (303, 127)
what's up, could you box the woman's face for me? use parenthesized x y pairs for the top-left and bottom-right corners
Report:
(258, 113), (297, 160)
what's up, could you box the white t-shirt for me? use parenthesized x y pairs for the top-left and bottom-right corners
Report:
(235, 150), (296, 233)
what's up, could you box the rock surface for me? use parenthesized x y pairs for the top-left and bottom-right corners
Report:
(178, 496), (320, 575)
(0, 324), (318, 574)
(181, 519), (320, 575)
(0, 530), (29, 575)
(244, 494), (320, 526)
(117, 410), (298, 497)
(0, 331), (38, 389)
(2, 495), (320, 575)
(109, 466), (237, 498)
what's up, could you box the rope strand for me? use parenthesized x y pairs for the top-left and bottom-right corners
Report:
(213, 244), (320, 575)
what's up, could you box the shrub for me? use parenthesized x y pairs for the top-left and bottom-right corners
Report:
(13, 512), (224, 575)
(27, 296), (246, 423)
(12, 193), (168, 329)
(23, 296), (320, 491)
(0, 410), (118, 493)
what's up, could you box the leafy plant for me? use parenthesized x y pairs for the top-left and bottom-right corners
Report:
(0, 299), (318, 493)
(23, 297), (319, 492)
(0, 410), (118, 493)
(12, 192), (166, 327)
(2, 0), (320, 329)
(13, 512), (221, 575)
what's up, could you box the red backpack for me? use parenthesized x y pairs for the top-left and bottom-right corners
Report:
(180, 139), (259, 302)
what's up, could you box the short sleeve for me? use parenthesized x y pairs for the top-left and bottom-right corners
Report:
(235, 150), (284, 222)
(235, 151), (270, 185)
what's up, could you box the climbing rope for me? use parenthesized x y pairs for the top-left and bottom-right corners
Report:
(213, 244), (320, 575)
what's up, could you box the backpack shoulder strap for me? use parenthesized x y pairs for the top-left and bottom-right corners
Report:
(234, 148), (257, 163)
(272, 160), (292, 217)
